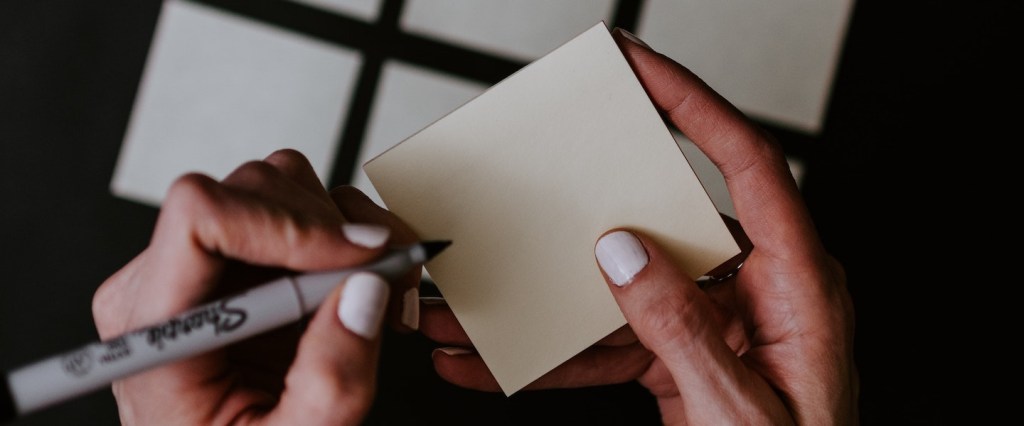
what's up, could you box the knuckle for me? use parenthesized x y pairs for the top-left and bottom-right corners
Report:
(717, 129), (786, 181)
(226, 160), (280, 185)
(164, 173), (219, 214)
(264, 148), (308, 165)
(633, 291), (710, 353)
(162, 173), (222, 231)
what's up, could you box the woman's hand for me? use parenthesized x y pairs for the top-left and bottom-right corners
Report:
(92, 149), (419, 425)
(422, 29), (857, 424)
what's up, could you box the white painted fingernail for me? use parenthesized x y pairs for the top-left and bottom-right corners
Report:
(434, 347), (474, 356)
(341, 223), (390, 249)
(402, 287), (419, 330)
(338, 272), (390, 339)
(596, 231), (649, 286)
(614, 27), (650, 49)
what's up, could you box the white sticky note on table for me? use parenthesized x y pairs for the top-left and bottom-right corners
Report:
(351, 61), (487, 208)
(365, 22), (739, 395)
(638, 0), (854, 134)
(111, 0), (361, 206)
(401, 0), (615, 61)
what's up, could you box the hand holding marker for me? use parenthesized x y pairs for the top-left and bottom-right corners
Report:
(1, 241), (450, 422)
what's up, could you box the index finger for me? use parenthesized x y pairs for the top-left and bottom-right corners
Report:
(330, 186), (423, 333)
(613, 29), (823, 260)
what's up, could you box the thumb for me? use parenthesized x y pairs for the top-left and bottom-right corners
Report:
(594, 229), (726, 359)
(262, 272), (389, 424)
(594, 230), (781, 421)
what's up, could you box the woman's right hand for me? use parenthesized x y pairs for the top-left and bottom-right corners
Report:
(422, 28), (858, 424)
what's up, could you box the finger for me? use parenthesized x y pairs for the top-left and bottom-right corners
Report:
(135, 172), (391, 329)
(595, 229), (787, 422)
(259, 148), (334, 205)
(101, 173), (393, 402)
(612, 28), (823, 260)
(432, 343), (653, 392)
(430, 348), (493, 390)
(219, 154), (338, 221)
(256, 272), (389, 425)
(420, 302), (472, 346)
(330, 186), (418, 244)
(331, 185), (421, 333)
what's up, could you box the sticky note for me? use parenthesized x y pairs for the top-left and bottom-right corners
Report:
(401, 0), (615, 61)
(365, 22), (739, 395)
(637, 0), (854, 134)
(351, 61), (487, 208)
(111, 0), (361, 206)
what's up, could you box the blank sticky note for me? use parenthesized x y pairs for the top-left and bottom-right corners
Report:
(401, 0), (615, 61)
(638, 0), (854, 134)
(365, 22), (739, 395)
(351, 61), (486, 208)
(111, 0), (361, 206)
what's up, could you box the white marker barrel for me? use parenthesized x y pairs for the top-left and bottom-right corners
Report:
(0, 241), (444, 421)
(5, 275), (309, 416)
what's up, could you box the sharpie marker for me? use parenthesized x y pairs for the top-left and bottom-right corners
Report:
(1, 241), (450, 422)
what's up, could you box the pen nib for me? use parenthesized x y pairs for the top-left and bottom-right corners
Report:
(420, 240), (452, 261)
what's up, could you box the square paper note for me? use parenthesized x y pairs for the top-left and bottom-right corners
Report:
(111, 0), (361, 206)
(365, 22), (739, 395)
(638, 0), (854, 134)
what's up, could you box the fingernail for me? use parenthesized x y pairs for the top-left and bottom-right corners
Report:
(342, 223), (390, 249)
(433, 347), (474, 357)
(338, 272), (390, 339)
(613, 27), (650, 49)
(596, 231), (649, 286)
(402, 287), (420, 330)
(419, 296), (447, 305)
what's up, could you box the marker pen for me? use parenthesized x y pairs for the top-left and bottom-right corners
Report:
(1, 240), (450, 422)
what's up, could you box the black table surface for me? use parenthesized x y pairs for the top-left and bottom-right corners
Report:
(1, 1), (1015, 424)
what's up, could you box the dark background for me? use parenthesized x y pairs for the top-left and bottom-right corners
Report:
(1, 1), (1014, 424)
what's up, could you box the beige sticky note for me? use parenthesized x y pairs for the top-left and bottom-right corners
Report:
(365, 22), (739, 395)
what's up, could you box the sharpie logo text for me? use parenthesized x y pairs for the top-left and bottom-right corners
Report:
(142, 299), (247, 350)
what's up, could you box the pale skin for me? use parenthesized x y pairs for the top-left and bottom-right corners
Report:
(423, 29), (858, 424)
(92, 29), (856, 425)
(92, 149), (421, 425)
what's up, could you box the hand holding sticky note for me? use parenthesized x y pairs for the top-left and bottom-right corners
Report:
(365, 22), (739, 395)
